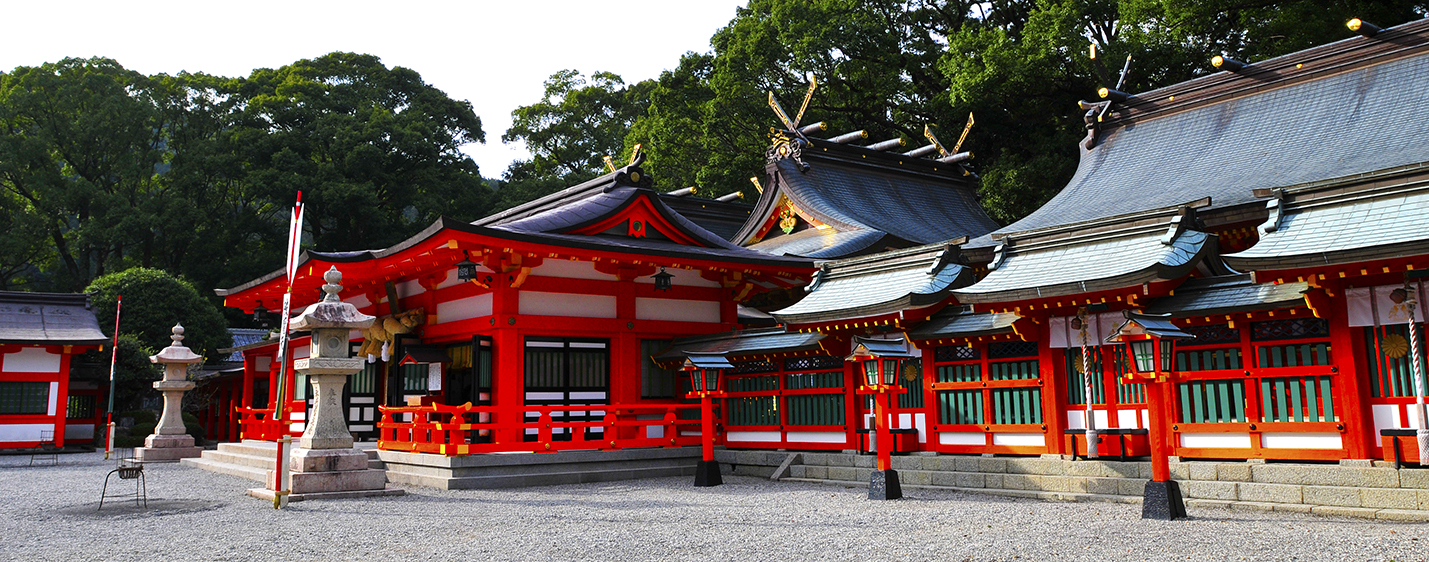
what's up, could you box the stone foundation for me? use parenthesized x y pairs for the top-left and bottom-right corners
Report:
(717, 449), (1429, 521)
(135, 433), (202, 462)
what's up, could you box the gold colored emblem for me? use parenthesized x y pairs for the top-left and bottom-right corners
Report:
(1383, 334), (1410, 359)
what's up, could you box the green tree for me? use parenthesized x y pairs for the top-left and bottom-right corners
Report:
(227, 52), (492, 253)
(494, 70), (654, 211)
(86, 267), (231, 359)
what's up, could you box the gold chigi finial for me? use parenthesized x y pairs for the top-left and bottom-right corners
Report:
(602, 155), (616, 173)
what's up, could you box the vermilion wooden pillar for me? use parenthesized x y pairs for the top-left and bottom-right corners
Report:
(1038, 331), (1067, 455)
(1326, 288), (1374, 459)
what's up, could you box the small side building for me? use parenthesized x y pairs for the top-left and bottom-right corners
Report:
(0, 291), (109, 449)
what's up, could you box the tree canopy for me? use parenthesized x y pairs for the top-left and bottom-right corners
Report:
(502, 0), (1428, 222)
(0, 53), (493, 302)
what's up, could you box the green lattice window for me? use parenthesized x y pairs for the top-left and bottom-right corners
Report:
(0, 382), (48, 415)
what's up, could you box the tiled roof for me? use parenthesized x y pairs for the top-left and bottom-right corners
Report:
(653, 328), (825, 362)
(1145, 275), (1308, 317)
(661, 196), (753, 242)
(738, 143), (1000, 259)
(971, 25), (1429, 248)
(771, 243), (967, 325)
(953, 227), (1210, 303)
(747, 226), (887, 259)
(223, 328), (272, 362)
(908, 309), (1018, 340)
(1224, 179), (1429, 271)
(0, 291), (108, 345)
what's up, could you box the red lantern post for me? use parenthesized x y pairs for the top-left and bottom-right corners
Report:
(1106, 311), (1194, 520)
(847, 336), (917, 500)
(683, 352), (732, 487)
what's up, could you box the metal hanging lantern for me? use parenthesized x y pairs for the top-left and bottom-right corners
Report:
(456, 252), (480, 283)
(1106, 311), (1193, 381)
(653, 267), (674, 292)
(683, 352), (733, 393)
(847, 335), (918, 389)
(252, 301), (269, 327)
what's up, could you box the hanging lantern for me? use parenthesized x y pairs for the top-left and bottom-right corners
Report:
(653, 268), (674, 292)
(252, 301), (270, 327)
(683, 352), (733, 394)
(1106, 311), (1194, 381)
(846, 335), (918, 389)
(456, 252), (480, 283)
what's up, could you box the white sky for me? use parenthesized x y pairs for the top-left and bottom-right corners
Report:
(0, 0), (748, 178)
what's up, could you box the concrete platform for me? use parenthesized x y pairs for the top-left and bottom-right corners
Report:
(246, 486), (405, 502)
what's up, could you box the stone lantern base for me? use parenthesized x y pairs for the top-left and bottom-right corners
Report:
(247, 448), (403, 502)
(135, 433), (203, 462)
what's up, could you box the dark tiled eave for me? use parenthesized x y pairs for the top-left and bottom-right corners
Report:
(1145, 275), (1309, 318)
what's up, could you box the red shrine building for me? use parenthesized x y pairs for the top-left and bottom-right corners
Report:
(0, 291), (109, 449)
(207, 18), (1429, 479)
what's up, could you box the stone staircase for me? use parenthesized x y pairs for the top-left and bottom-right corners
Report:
(716, 449), (1429, 521)
(181, 440), (386, 483)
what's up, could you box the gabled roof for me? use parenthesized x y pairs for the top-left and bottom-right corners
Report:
(907, 308), (1018, 341)
(218, 161), (813, 307)
(660, 196), (754, 242)
(736, 137), (1000, 259)
(1224, 168), (1429, 272)
(653, 327), (826, 363)
(1145, 275), (1309, 318)
(952, 212), (1212, 304)
(0, 291), (108, 346)
(972, 18), (1429, 248)
(771, 243), (968, 325)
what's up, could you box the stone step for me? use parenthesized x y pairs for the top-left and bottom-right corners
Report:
(198, 448), (275, 470)
(180, 456), (269, 483)
(216, 440), (280, 458)
(386, 464), (695, 490)
(782, 476), (1142, 505)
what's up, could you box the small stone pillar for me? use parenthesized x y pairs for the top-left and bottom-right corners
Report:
(249, 266), (402, 501)
(135, 324), (204, 462)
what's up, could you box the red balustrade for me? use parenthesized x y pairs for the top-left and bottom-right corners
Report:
(377, 402), (705, 456)
(236, 401), (305, 441)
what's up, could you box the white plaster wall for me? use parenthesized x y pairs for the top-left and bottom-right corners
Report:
(1373, 404), (1403, 432)
(726, 430), (781, 442)
(785, 431), (846, 443)
(47, 382), (57, 415)
(535, 260), (617, 281)
(635, 298), (720, 323)
(939, 431), (986, 445)
(293, 345), (310, 360)
(437, 294), (493, 323)
(1065, 410), (1111, 430)
(0, 424), (51, 443)
(1261, 432), (1344, 449)
(3, 347), (60, 373)
(634, 267), (721, 288)
(1180, 432), (1252, 449)
(396, 279), (425, 299)
(991, 433), (1045, 447)
(347, 293), (372, 311)
(520, 292), (617, 318)
(1118, 409), (1146, 429)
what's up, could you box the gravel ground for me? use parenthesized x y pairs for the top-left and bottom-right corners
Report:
(1, 451), (1425, 562)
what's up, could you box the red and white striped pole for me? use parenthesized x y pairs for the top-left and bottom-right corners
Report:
(104, 296), (122, 460)
(272, 191), (303, 509)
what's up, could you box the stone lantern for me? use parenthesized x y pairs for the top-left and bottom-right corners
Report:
(135, 324), (204, 462)
(248, 266), (401, 500)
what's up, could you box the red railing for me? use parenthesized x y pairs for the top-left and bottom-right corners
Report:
(377, 402), (705, 456)
(236, 401), (305, 441)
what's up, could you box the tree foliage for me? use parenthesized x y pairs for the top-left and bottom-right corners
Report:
(0, 53), (493, 300)
(86, 267), (232, 359)
(504, 0), (1428, 223)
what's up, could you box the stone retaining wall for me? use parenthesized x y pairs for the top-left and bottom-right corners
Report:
(714, 449), (1429, 521)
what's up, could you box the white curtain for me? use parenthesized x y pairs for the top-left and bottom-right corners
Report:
(1346, 283), (1429, 327)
